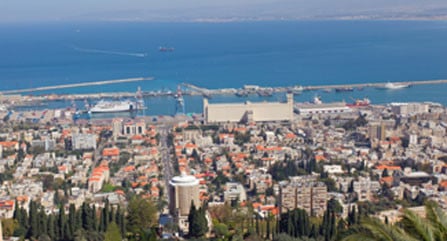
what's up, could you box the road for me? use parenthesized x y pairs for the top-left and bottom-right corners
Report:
(158, 125), (174, 208)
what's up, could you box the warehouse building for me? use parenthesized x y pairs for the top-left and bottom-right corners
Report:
(203, 94), (293, 123)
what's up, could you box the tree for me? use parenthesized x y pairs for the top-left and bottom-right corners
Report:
(27, 200), (39, 239)
(2, 218), (18, 237)
(342, 201), (447, 241)
(188, 202), (208, 238)
(342, 217), (417, 241)
(104, 222), (122, 241)
(126, 196), (157, 234)
(214, 223), (229, 239)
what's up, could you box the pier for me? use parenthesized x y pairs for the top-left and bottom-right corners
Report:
(181, 79), (447, 96)
(0, 77), (155, 94)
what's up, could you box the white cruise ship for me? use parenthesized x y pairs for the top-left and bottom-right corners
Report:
(89, 100), (136, 113)
(384, 82), (410, 89)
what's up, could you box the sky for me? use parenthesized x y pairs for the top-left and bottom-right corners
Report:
(1, 0), (447, 22)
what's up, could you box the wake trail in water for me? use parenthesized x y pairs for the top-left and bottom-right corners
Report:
(69, 45), (148, 58)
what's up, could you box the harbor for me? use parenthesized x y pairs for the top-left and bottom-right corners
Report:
(1, 77), (447, 118)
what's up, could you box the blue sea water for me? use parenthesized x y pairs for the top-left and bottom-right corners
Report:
(1, 21), (447, 115)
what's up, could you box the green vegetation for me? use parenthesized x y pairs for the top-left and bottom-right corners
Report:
(188, 202), (209, 238)
(11, 196), (157, 241)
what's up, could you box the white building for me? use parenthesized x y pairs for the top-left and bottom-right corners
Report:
(295, 102), (352, 116)
(323, 165), (344, 174)
(390, 102), (429, 116)
(224, 182), (247, 204)
(72, 134), (97, 150)
(169, 174), (200, 233)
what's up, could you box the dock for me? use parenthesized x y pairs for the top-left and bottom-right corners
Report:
(2, 78), (447, 106)
(0, 77), (155, 94)
(182, 79), (447, 96)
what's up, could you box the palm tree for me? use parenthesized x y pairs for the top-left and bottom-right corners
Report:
(343, 202), (447, 241)
(400, 208), (437, 241)
(342, 217), (418, 241)
(424, 201), (447, 241)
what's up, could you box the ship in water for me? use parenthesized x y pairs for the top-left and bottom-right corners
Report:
(89, 100), (137, 113)
(346, 98), (371, 107)
(382, 82), (410, 89)
(159, 46), (175, 52)
(335, 87), (354, 92)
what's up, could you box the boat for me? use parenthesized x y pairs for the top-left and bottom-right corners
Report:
(312, 96), (323, 104)
(346, 98), (371, 107)
(335, 87), (354, 92)
(235, 90), (249, 97)
(89, 100), (136, 113)
(159, 47), (175, 52)
(257, 89), (273, 97)
(383, 82), (410, 89)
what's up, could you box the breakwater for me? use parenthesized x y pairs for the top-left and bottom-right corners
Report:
(0, 77), (155, 94)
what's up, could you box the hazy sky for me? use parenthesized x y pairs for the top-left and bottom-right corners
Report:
(1, 0), (447, 22)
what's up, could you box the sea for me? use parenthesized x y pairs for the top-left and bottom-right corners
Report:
(1, 20), (447, 116)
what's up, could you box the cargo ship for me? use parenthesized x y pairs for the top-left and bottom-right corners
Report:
(346, 98), (371, 107)
(89, 100), (136, 113)
(159, 47), (175, 52)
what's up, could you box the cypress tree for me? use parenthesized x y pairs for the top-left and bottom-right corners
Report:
(109, 206), (115, 225)
(99, 208), (105, 232)
(58, 205), (66, 240)
(28, 200), (38, 238)
(92, 205), (98, 231)
(54, 214), (60, 240)
(336, 219), (346, 236)
(298, 210), (305, 237)
(266, 216), (271, 239)
(287, 211), (293, 236)
(21, 208), (29, 228)
(119, 210), (125, 236)
(309, 224), (317, 238)
(199, 207), (209, 235)
(255, 215), (259, 235)
(38, 209), (48, 237)
(188, 201), (197, 236)
(68, 204), (76, 236)
(64, 220), (71, 240)
(81, 202), (90, 230)
(103, 199), (110, 230)
(13, 200), (21, 222)
(292, 210), (298, 237)
(348, 206), (356, 226)
(329, 211), (336, 239)
(75, 208), (82, 231)
(47, 214), (55, 240)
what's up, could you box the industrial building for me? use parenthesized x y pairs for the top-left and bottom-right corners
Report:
(203, 94), (293, 123)
(294, 102), (352, 116)
(169, 174), (200, 233)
